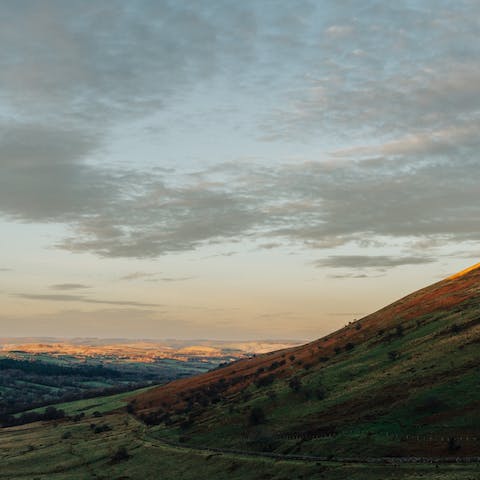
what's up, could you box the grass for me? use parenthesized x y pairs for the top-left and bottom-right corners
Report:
(145, 297), (480, 457)
(15, 385), (156, 417)
(0, 411), (478, 480)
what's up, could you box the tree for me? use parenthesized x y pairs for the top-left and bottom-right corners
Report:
(248, 406), (266, 426)
(288, 376), (302, 392)
(111, 446), (130, 463)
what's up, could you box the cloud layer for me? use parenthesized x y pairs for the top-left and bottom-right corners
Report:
(1, 0), (479, 266)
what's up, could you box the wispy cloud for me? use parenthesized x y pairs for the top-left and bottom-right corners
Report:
(15, 293), (160, 308)
(119, 272), (158, 281)
(156, 277), (195, 283)
(315, 256), (435, 269)
(50, 284), (91, 291)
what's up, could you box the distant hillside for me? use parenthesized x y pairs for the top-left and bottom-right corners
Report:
(133, 263), (480, 457)
(0, 338), (299, 419)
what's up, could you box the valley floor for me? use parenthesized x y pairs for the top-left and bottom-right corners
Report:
(0, 411), (479, 480)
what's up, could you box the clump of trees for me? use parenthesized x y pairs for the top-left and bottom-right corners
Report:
(255, 373), (276, 388)
(0, 406), (65, 427)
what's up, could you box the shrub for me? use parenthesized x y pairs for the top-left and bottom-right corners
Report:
(268, 361), (281, 371)
(450, 323), (462, 334)
(248, 406), (266, 426)
(344, 343), (355, 352)
(111, 446), (129, 463)
(93, 424), (112, 434)
(288, 376), (302, 392)
(267, 390), (277, 402)
(44, 407), (65, 420)
(388, 350), (400, 361)
(448, 437), (461, 453)
(415, 396), (445, 414)
(316, 386), (327, 400)
(255, 373), (275, 388)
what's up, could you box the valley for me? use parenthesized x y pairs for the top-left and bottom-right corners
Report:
(1, 264), (479, 478)
(0, 339), (299, 421)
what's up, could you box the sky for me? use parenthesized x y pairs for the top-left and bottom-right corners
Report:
(0, 0), (479, 340)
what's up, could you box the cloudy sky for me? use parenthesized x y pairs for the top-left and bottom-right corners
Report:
(1, 0), (479, 340)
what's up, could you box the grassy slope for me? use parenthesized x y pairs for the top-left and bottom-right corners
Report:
(134, 264), (480, 457)
(15, 385), (156, 417)
(1, 410), (478, 480)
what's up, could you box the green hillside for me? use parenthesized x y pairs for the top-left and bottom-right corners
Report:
(0, 409), (477, 480)
(135, 264), (480, 458)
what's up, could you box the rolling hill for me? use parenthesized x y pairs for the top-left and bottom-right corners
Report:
(133, 263), (480, 458)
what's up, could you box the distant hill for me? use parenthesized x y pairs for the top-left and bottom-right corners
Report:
(0, 337), (299, 418)
(133, 263), (480, 457)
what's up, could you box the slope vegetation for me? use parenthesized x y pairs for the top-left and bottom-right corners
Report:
(133, 264), (480, 457)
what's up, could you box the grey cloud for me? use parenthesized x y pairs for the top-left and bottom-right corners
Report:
(50, 284), (91, 290)
(15, 293), (160, 308)
(262, 2), (480, 142)
(0, 124), (109, 222)
(120, 272), (158, 281)
(1, 140), (479, 262)
(0, 1), (314, 125)
(0, 1), (479, 267)
(119, 272), (194, 282)
(157, 277), (195, 283)
(58, 181), (263, 258)
(0, 124), (96, 167)
(316, 255), (435, 269)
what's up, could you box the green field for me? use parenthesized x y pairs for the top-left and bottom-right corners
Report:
(15, 385), (156, 417)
